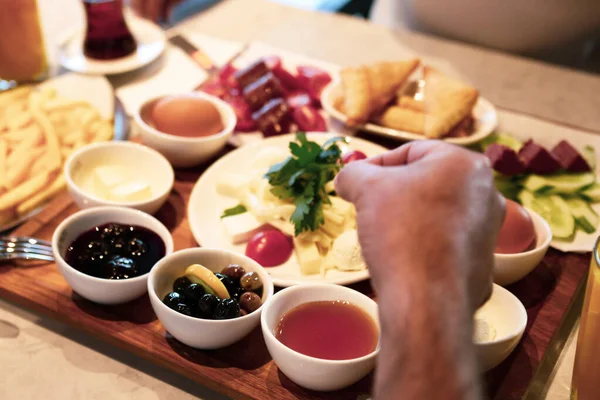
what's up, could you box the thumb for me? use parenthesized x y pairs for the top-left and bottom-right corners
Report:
(334, 161), (381, 204)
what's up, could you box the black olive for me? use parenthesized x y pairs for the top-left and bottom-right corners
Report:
(173, 276), (191, 294)
(215, 273), (240, 299)
(163, 292), (184, 309)
(213, 298), (240, 320)
(221, 264), (246, 281)
(175, 303), (193, 316)
(196, 294), (220, 319)
(184, 283), (206, 305)
(240, 271), (262, 291)
(103, 255), (138, 280)
(239, 291), (262, 313)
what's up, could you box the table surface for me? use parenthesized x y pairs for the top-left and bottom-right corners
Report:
(2, 0), (600, 398)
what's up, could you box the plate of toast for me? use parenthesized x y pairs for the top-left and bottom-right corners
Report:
(321, 59), (498, 146)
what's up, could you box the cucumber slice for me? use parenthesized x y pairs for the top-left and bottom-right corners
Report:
(566, 197), (599, 234)
(522, 173), (595, 195)
(582, 145), (596, 171)
(480, 133), (523, 152)
(580, 183), (600, 202)
(518, 191), (575, 239)
(494, 176), (521, 201)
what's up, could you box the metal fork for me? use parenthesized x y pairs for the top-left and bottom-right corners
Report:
(0, 236), (54, 262)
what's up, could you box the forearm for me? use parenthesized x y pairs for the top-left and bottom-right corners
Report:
(372, 249), (482, 399)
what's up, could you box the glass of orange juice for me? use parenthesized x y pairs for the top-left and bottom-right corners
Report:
(571, 238), (600, 399)
(0, 0), (48, 90)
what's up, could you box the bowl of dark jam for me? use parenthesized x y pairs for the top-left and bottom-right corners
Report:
(52, 206), (173, 305)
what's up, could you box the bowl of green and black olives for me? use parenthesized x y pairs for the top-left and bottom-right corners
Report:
(148, 248), (274, 349)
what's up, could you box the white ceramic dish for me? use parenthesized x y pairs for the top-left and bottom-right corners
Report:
(64, 141), (174, 215)
(134, 92), (236, 168)
(52, 206), (174, 305)
(58, 14), (165, 75)
(261, 283), (379, 391)
(187, 133), (387, 287)
(493, 208), (552, 286)
(148, 248), (274, 349)
(474, 284), (528, 371)
(321, 78), (498, 146)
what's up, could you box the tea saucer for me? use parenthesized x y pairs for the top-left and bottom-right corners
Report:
(58, 15), (166, 75)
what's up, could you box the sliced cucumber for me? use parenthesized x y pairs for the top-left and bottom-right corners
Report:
(480, 133), (523, 152)
(518, 191), (575, 239)
(566, 197), (599, 234)
(580, 183), (600, 202)
(494, 175), (521, 201)
(522, 173), (595, 195)
(582, 145), (596, 171)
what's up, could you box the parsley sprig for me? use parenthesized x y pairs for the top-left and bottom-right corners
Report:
(265, 132), (345, 235)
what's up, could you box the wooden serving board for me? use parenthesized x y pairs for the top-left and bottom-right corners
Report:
(0, 140), (591, 400)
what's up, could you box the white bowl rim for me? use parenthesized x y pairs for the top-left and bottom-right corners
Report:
(261, 282), (380, 365)
(52, 205), (174, 285)
(64, 141), (175, 208)
(134, 92), (237, 144)
(476, 283), (528, 346)
(494, 207), (552, 258)
(148, 247), (275, 324)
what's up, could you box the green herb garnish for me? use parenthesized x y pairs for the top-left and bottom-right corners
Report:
(265, 132), (345, 235)
(221, 204), (247, 218)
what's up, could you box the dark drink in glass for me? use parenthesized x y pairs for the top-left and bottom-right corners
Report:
(83, 0), (136, 60)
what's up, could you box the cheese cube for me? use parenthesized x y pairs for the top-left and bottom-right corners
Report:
(294, 238), (322, 275)
(222, 212), (266, 244)
(216, 173), (250, 198)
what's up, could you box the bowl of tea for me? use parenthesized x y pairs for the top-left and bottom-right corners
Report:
(135, 92), (236, 168)
(261, 283), (379, 392)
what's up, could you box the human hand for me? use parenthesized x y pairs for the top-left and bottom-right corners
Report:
(131, 0), (183, 22)
(335, 140), (504, 311)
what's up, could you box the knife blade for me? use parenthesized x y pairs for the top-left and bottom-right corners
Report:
(168, 34), (219, 74)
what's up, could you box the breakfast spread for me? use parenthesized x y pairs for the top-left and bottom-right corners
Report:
(151, 94), (225, 137)
(162, 263), (264, 319)
(0, 85), (113, 228)
(199, 56), (332, 135)
(480, 133), (599, 241)
(64, 223), (166, 280)
(275, 300), (378, 360)
(217, 133), (365, 275)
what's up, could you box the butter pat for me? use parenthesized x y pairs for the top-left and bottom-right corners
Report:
(94, 165), (128, 197)
(109, 181), (152, 202)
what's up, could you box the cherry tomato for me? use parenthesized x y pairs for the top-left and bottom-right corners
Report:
(342, 150), (367, 163)
(296, 65), (332, 103)
(218, 63), (239, 90)
(245, 230), (293, 267)
(292, 105), (327, 132)
(227, 95), (256, 132)
(271, 65), (300, 92)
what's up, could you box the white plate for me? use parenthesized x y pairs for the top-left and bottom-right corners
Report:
(188, 132), (387, 287)
(0, 73), (114, 233)
(321, 78), (498, 146)
(58, 15), (165, 76)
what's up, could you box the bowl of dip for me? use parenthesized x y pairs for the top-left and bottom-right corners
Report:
(261, 283), (379, 391)
(134, 92), (236, 168)
(65, 141), (174, 215)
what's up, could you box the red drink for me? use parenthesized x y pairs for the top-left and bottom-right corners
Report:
(275, 300), (378, 360)
(83, 0), (136, 60)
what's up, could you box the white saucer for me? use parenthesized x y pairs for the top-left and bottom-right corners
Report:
(58, 15), (166, 76)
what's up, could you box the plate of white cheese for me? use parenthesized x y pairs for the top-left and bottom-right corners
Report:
(187, 132), (387, 287)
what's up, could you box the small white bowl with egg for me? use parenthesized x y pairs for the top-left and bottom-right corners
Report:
(52, 206), (174, 305)
(261, 283), (379, 392)
(134, 92), (236, 168)
(148, 248), (274, 349)
(493, 207), (552, 286)
(64, 141), (174, 215)
(474, 284), (528, 371)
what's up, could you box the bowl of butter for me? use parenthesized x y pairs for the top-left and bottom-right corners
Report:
(64, 141), (174, 215)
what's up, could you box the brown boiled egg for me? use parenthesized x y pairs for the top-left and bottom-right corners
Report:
(151, 94), (225, 137)
(495, 199), (537, 254)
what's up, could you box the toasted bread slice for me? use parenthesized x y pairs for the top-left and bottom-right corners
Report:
(397, 95), (425, 113)
(423, 67), (478, 139)
(340, 59), (420, 125)
(376, 106), (425, 134)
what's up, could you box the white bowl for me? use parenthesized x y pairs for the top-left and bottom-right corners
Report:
(493, 208), (552, 286)
(261, 283), (379, 392)
(148, 248), (274, 349)
(134, 92), (236, 168)
(65, 141), (174, 215)
(475, 284), (527, 371)
(52, 206), (174, 305)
